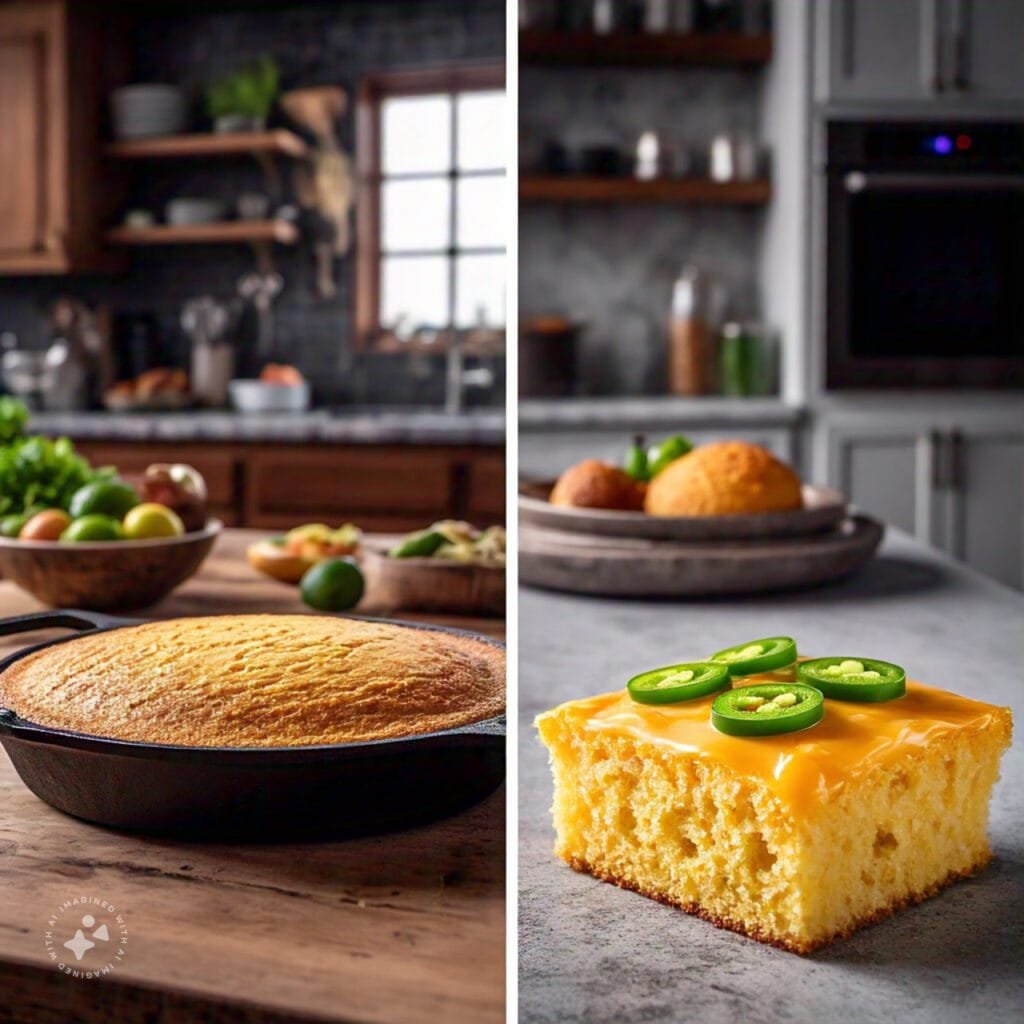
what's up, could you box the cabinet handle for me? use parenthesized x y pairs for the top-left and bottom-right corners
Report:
(949, 429), (966, 492)
(950, 0), (968, 90)
(929, 430), (947, 490)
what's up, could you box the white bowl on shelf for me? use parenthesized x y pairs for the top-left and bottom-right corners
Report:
(110, 84), (186, 139)
(229, 379), (311, 414)
(165, 198), (228, 226)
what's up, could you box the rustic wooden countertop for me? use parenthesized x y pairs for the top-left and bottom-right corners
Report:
(0, 531), (505, 1024)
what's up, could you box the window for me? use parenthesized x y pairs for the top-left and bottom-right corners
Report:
(355, 65), (506, 349)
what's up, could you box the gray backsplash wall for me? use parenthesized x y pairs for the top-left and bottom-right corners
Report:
(520, 66), (765, 395)
(0, 0), (505, 407)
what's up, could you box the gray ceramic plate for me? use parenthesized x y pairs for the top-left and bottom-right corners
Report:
(519, 515), (884, 598)
(519, 479), (849, 541)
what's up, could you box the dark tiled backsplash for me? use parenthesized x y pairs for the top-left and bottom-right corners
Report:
(0, 0), (504, 407)
(519, 66), (765, 396)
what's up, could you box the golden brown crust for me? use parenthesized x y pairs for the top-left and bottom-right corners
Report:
(564, 851), (993, 954)
(0, 615), (504, 748)
(550, 460), (646, 511)
(645, 441), (802, 517)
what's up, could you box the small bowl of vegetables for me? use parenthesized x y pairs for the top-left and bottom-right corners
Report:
(0, 401), (220, 610)
(362, 520), (506, 617)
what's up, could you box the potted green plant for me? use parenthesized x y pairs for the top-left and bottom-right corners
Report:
(205, 56), (280, 133)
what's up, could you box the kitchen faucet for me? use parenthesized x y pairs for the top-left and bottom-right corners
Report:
(445, 329), (496, 414)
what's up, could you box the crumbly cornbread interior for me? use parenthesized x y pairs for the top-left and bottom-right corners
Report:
(537, 683), (1011, 953)
(0, 615), (504, 747)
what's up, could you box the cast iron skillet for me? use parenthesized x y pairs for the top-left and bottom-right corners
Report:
(0, 610), (505, 841)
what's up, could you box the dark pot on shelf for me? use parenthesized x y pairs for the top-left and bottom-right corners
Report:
(519, 317), (582, 398)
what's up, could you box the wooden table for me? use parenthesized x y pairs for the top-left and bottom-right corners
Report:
(0, 531), (505, 1024)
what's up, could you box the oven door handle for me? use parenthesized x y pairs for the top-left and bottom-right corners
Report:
(843, 171), (1024, 193)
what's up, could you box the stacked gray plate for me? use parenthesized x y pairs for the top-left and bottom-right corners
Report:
(110, 84), (186, 140)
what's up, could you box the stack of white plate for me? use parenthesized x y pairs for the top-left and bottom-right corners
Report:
(110, 85), (186, 140)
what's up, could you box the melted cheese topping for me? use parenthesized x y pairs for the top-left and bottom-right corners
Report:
(538, 671), (1007, 813)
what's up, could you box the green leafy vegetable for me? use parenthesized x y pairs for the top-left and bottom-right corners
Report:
(206, 56), (279, 121)
(0, 433), (116, 518)
(0, 396), (28, 446)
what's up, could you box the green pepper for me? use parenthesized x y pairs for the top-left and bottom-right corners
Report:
(710, 636), (797, 676)
(797, 657), (906, 702)
(389, 529), (448, 559)
(0, 513), (29, 538)
(627, 661), (730, 705)
(711, 683), (824, 737)
(623, 434), (650, 482)
(647, 435), (693, 477)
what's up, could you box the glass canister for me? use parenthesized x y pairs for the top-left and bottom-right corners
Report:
(719, 321), (778, 396)
(668, 265), (722, 395)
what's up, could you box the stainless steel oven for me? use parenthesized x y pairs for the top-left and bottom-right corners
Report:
(824, 121), (1024, 389)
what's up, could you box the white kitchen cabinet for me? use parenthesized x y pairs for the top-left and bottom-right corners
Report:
(822, 418), (1024, 589)
(816, 0), (1024, 104)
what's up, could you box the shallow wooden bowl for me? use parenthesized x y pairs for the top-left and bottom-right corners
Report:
(362, 541), (505, 617)
(0, 520), (222, 611)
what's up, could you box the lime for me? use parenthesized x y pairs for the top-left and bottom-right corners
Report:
(61, 514), (124, 542)
(300, 557), (365, 612)
(69, 480), (140, 520)
(0, 514), (29, 538)
(122, 503), (185, 540)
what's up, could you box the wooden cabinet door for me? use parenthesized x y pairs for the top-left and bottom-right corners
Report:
(818, 0), (938, 102)
(0, 1), (66, 271)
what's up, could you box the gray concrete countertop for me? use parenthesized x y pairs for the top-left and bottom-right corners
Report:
(27, 408), (505, 446)
(520, 397), (805, 431)
(519, 530), (1023, 1024)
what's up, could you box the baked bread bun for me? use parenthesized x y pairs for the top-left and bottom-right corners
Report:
(550, 460), (645, 511)
(0, 615), (504, 747)
(645, 441), (802, 517)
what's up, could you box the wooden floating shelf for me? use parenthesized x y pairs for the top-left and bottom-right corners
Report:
(519, 176), (772, 205)
(105, 221), (299, 246)
(105, 130), (309, 160)
(519, 30), (772, 67)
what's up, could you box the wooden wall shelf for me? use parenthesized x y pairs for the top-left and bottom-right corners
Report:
(105, 221), (299, 246)
(519, 177), (771, 205)
(105, 130), (308, 160)
(519, 30), (772, 67)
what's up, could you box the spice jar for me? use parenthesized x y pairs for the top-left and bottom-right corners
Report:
(668, 265), (720, 395)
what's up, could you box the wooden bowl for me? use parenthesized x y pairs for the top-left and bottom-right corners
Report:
(362, 542), (505, 617)
(0, 520), (222, 611)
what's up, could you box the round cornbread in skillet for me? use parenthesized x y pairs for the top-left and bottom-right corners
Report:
(0, 615), (504, 747)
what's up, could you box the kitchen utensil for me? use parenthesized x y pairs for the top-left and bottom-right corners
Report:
(237, 272), (284, 357)
(228, 378), (311, 414)
(182, 296), (232, 406)
(709, 132), (760, 182)
(519, 480), (849, 541)
(519, 317), (581, 398)
(0, 610), (505, 839)
(361, 541), (505, 617)
(110, 85), (186, 140)
(166, 198), (228, 226)
(0, 521), (221, 611)
(520, 514), (884, 598)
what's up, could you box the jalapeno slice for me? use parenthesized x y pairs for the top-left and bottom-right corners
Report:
(796, 657), (906, 702)
(627, 661), (730, 705)
(711, 683), (824, 736)
(709, 636), (797, 676)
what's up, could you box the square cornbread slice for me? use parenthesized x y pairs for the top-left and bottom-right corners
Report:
(537, 678), (1012, 953)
